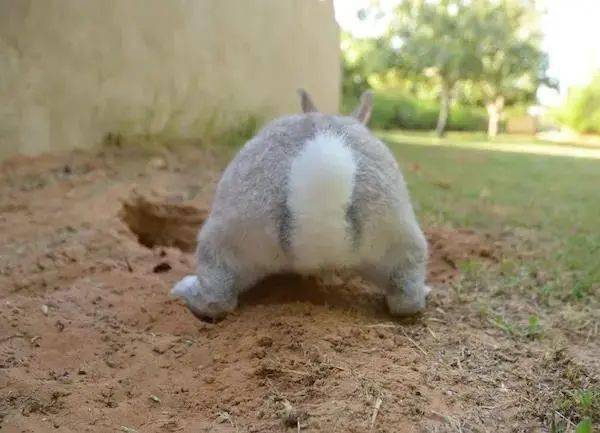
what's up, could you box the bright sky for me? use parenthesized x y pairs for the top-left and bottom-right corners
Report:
(333, 0), (600, 106)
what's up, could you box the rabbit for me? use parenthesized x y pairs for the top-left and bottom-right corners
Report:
(171, 89), (429, 320)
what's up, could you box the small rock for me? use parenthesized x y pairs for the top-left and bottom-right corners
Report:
(479, 248), (493, 258)
(153, 342), (171, 354)
(41, 304), (49, 315)
(105, 358), (117, 368)
(55, 320), (65, 332)
(253, 349), (266, 359)
(257, 336), (273, 347)
(204, 375), (215, 384)
(148, 157), (167, 170)
(161, 420), (178, 432)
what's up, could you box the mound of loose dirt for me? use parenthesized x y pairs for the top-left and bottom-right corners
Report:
(427, 227), (500, 283)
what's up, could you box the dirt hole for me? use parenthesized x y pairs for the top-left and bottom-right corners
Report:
(120, 190), (208, 252)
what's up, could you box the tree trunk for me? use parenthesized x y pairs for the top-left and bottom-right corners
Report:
(436, 83), (451, 137)
(486, 96), (505, 139)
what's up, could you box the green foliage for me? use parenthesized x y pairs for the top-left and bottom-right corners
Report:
(486, 313), (543, 339)
(341, 32), (395, 100)
(387, 0), (551, 100)
(559, 388), (600, 427)
(389, 0), (483, 85)
(575, 418), (592, 433)
(346, 90), (487, 131)
(448, 104), (489, 131)
(201, 112), (262, 149)
(490, 315), (516, 336)
(473, 0), (553, 104)
(555, 73), (600, 134)
(525, 314), (542, 338)
(386, 0), (489, 134)
(342, 0), (552, 135)
(219, 115), (261, 149)
(577, 390), (599, 415)
(369, 91), (439, 130)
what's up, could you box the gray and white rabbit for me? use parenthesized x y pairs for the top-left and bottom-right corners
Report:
(171, 90), (429, 320)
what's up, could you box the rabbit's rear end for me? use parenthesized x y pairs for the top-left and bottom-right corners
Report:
(171, 90), (429, 320)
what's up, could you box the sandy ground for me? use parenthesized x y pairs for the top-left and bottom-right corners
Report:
(0, 144), (597, 432)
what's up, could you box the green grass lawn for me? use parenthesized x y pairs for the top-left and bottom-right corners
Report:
(379, 130), (600, 301)
(377, 130), (599, 430)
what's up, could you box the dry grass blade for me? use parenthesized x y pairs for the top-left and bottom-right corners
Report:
(363, 323), (428, 355)
(370, 396), (383, 430)
(399, 326), (428, 356)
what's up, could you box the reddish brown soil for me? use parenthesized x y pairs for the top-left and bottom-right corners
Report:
(0, 145), (596, 432)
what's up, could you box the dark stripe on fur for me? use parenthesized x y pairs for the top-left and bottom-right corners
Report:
(278, 197), (293, 253)
(346, 200), (362, 250)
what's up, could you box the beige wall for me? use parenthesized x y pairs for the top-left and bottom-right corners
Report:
(0, 0), (340, 159)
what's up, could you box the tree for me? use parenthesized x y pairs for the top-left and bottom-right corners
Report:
(341, 32), (394, 100)
(385, 0), (552, 137)
(473, 0), (553, 137)
(555, 72), (600, 134)
(387, 0), (482, 137)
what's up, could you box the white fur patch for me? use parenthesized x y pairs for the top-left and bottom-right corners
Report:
(170, 275), (200, 301)
(287, 132), (357, 271)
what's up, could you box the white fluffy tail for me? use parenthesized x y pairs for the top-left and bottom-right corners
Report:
(287, 132), (357, 270)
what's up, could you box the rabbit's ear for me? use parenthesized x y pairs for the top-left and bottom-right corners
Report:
(297, 88), (318, 113)
(352, 90), (374, 125)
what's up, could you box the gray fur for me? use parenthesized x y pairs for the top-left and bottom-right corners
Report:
(298, 88), (318, 113)
(352, 90), (374, 124)
(171, 91), (429, 319)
